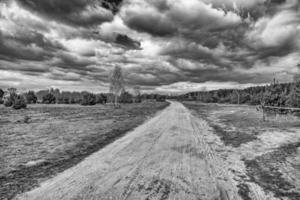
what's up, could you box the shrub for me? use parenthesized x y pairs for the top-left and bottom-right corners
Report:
(81, 93), (97, 106)
(70, 98), (76, 104)
(4, 92), (17, 107)
(12, 95), (27, 109)
(0, 89), (4, 99)
(288, 81), (300, 108)
(119, 92), (133, 103)
(96, 94), (107, 104)
(4, 99), (13, 107)
(63, 97), (70, 104)
(42, 93), (56, 104)
(25, 91), (37, 104)
(156, 96), (166, 102)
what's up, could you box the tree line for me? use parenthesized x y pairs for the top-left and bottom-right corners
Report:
(178, 80), (300, 108)
(0, 66), (167, 109)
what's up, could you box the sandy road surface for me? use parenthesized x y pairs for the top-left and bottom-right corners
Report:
(16, 102), (245, 200)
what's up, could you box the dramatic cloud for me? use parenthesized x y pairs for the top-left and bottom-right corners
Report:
(0, 0), (300, 93)
(16, 0), (123, 27)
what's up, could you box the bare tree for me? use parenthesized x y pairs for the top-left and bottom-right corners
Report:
(109, 66), (124, 107)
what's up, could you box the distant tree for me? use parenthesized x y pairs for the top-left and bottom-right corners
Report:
(81, 93), (97, 106)
(12, 95), (27, 109)
(110, 66), (124, 107)
(63, 97), (70, 104)
(4, 88), (17, 107)
(70, 98), (76, 104)
(96, 94), (107, 104)
(0, 89), (4, 104)
(0, 89), (4, 99)
(263, 83), (284, 106)
(156, 95), (166, 102)
(119, 91), (133, 103)
(25, 91), (37, 104)
(133, 86), (142, 103)
(8, 88), (17, 95)
(289, 81), (300, 107)
(42, 93), (56, 104)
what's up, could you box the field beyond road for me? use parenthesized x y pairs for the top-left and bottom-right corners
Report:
(0, 101), (169, 200)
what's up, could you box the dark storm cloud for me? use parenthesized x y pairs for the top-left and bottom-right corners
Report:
(16, 0), (123, 27)
(115, 33), (141, 50)
(1, 0), (300, 92)
(53, 52), (96, 71)
(123, 11), (177, 37)
(0, 28), (65, 61)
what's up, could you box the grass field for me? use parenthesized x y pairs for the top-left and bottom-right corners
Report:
(183, 102), (300, 200)
(0, 101), (169, 200)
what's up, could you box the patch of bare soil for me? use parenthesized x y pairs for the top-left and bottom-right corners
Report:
(210, 124), (258, 148)
(244, 142), (300, 200)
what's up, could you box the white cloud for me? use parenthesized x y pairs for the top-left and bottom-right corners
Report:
(155, 81), (259, 94)
(247, 10), (300, 48)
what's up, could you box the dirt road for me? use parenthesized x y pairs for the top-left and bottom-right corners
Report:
(16, 102), (252, 200)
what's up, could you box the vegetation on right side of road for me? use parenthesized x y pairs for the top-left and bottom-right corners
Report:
(179, 79), (300, 109)
(184, 101), (300, 199)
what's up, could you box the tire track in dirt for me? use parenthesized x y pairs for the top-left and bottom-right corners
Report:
(189, 115), (240, 200)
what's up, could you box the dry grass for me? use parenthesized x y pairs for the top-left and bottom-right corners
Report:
(183, 101), (300, 200)
(0, 101), (169, 200)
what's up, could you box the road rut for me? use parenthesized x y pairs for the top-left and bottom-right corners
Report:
(16, 102), (243, 200)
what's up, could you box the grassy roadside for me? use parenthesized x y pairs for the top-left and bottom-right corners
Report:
(0, 101), (169, 200)
(183, 101), (300, 200)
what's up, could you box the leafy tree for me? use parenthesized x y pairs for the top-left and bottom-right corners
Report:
(133, 86), (142, 103)
(110, 66), (124, 106)
(4, 88), (17, 107)
(63, 97), (70, 104)
(119, 91), (133, 103)
(13, 95), (27, 109)
(0, 89), (4, 104)
(96, 94), (107, 104)
(156, 95), (166, 102)
(81, 93), (97, 106)
(42, 93), (56, 104)
(263, 84), (284, 106)
(25, 91), (37, 104)
(289, 81), (300, 107)
(0, 89), (4, 99)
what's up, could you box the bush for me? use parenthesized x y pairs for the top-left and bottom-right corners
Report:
(96, 94), (107, 104)
(0, 89), (4, 99)
(12, 95), (27, 109)
(4, 99), (13, 107)
(119, 92), (133, 103)
(81, 93), (97, 106)
(156, 96), (166, 102)
(25, 91), (37, 104)
(42, 93), (56, 104)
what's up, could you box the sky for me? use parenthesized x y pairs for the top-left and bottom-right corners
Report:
(0, 0), (299, 94)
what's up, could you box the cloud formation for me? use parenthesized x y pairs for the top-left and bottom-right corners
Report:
(0, 0), (300, 93)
